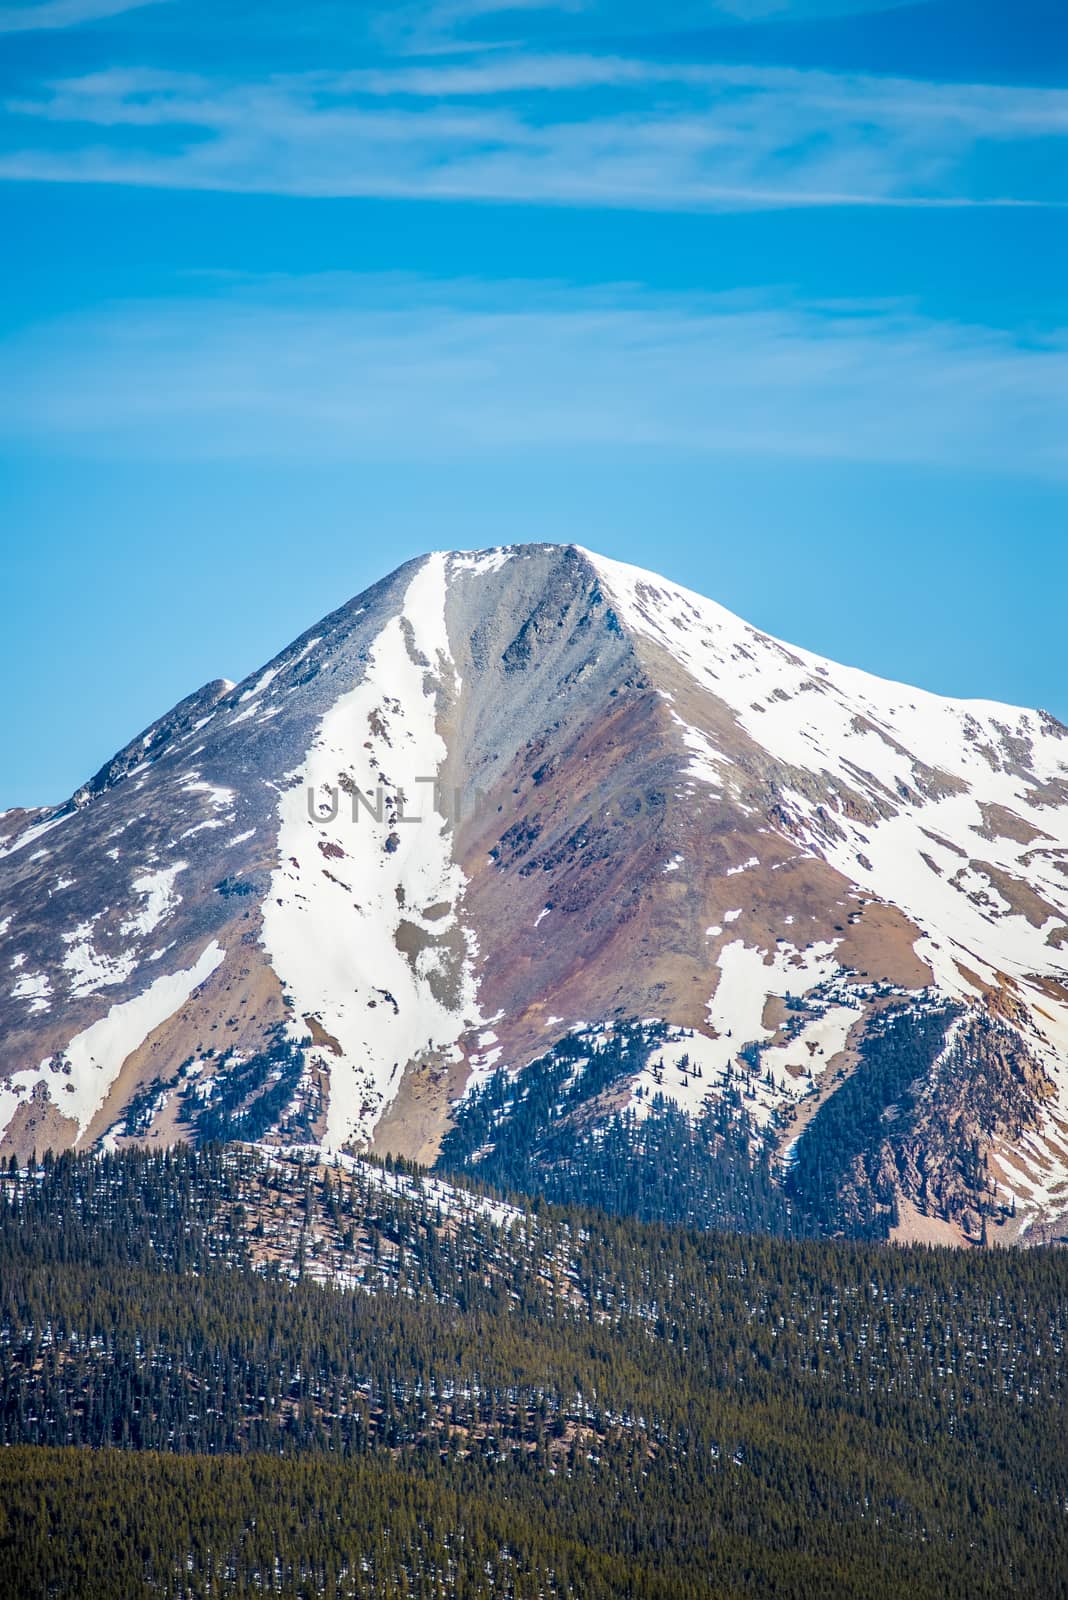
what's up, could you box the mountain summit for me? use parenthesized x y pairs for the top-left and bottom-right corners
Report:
(2, 544), (1066, 1242)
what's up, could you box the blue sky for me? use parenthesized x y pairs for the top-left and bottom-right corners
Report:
(1, 0), (1066, 806)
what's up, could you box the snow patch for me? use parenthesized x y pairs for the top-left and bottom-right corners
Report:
(62, 918), (138, 998)
(449, 548), (516, 577)
(0, 941), (225, 1141)
(121, 863), (185, 940)
(643, 941), (845, 1125)
(11, 970), (52, 1014)
(180, 779), (235, 809)
(261, 552), (483, 1152)
(237, 665), (280, 704)
(0, 810), (71, 861)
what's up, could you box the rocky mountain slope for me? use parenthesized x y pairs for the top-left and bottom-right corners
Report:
(2, 544), (1066, 1243)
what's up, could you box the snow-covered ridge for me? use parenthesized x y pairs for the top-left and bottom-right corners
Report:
(586, 548), (1067, 786)
(260, 553), (484, 1151)
(587, 545), (1068, 1093)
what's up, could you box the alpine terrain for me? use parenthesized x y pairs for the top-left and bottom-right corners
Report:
(2, 544), (1067, 1245)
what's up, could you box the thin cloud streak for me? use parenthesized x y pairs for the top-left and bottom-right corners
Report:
(0, 0), (166, 31)
(2, 277), (1065, 475)
(336, 55), (1068, 130)
(376, 0), (897, 55)
(3, 57), (1066, 208)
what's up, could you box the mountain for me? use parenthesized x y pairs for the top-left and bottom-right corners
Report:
(2, 544), (1067, 1244)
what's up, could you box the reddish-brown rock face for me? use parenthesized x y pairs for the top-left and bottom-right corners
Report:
(2, 544), (1066, 1242)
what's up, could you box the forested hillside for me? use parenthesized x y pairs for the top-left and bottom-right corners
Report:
(435, 1022), (798, 1237)
(1, 1145), (1066, 1599)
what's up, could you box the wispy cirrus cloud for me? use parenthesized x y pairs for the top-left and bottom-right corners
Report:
(3, 55), (1067, 208)
(0, 0), (166, 31)
(375, 0), (898, 54)
(2, 275), (1065, 475)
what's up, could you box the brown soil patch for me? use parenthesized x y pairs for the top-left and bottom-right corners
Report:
(0, 1085), (79, 1164)
(369, 1047), (472, 1165)
(835, 900), (933, 988)
(975, 803), (1050, 846)
(890, 1198), (968, 1248)
(305, 1014), (343, 1056)
(972, 860), (1060, 928)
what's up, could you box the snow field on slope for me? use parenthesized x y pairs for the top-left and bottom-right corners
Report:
(260, 554), (483, 1152)
(629, 941), (856, 1126)
(589, 548), (1068, 1170)
(0, 940), (225, 1143)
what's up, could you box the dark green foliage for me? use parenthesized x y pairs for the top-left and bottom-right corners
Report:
(122, 1072), (179, 1138)
(214, 876), (257, 897)
(786, 1002), (961, 1236)
(0, 1145), (1066, 1598)
(180, 1026), (310, 1144)
(436, 1023), (796, 1235)
(531, 1097), (795, 1235)
(0, 1448), (722, 1600)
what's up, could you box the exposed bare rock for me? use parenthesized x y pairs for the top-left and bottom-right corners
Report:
(2, 543), (1067, 1242)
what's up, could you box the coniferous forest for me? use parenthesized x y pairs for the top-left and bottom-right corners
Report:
(1, 1144), (1066, 1598)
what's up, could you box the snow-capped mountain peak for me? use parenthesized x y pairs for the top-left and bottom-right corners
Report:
(2, 544), (1066, 1243)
